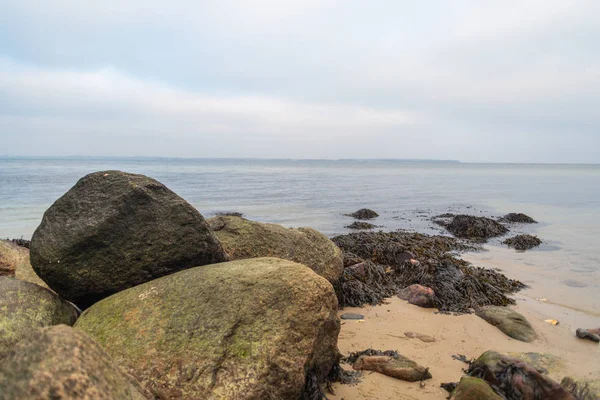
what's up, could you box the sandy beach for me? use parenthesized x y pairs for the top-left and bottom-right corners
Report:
(330, 293), (600, 400)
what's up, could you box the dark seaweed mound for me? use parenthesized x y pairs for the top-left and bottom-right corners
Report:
(345, 221), (377, 230)
(216, 212), (244, 217)
(435, 214), (508, 241)
(7, 238), (31, 249)
(332, 231), (526, 313)
(501, 213), (537, 224)
(345, 209), (379, 220)
(502, 235), (542, 251)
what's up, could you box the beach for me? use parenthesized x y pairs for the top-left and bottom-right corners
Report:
(331, 295), (600, 399)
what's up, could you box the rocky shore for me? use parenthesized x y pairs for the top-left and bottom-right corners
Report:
(0, 171), (598, 400)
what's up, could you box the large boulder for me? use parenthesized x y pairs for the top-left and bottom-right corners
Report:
(450, 376), (502, 400)
(0, 325), (148, 399)
(561, 377), (600, 400)
(30, 170), (227, 309)
(207, 215), (343, 283)
(0, 277), (79, 358)
(467, 351), (574, 400)
(475, 306), (536, 342)
(75, 258), (340, 399)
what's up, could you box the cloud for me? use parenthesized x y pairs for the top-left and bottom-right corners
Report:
(0, 0), (599, 162)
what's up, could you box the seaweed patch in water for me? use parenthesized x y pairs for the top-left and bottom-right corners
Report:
(332, 231), (526, 313)
(433, 214), (508, 241)
(502, 234), (542, 251)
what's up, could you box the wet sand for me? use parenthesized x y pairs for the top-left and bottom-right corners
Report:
(329, 295), (600, 400)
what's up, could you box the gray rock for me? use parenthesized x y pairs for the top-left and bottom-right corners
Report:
(30, 170), (227, 309)
(340, 313), (365, 320)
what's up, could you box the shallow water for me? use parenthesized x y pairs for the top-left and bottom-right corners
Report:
(1, 157), (599, 315)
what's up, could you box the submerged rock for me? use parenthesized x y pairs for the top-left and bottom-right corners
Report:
(475, 306), (536, 342)
(398, 284), (435, 308)
(436, 214), (508, 241)
(30, 170), (227, 309)
(0, 277), (79, 358)
(450, 376), (502, 400)
(346, 221), (378, 230)
(467, 351), (574, 400)
(0, 325), (148, 400)
(561, 377), (600, 400)
(503, 234), (542, 251)
(345, 208), (379, 220)
(208, 215), (343, 283)
(75, 258), (340, 400)
(351, 351), (431, 382)
(502, 213), (537, 223)
(576, 328), (600, 343)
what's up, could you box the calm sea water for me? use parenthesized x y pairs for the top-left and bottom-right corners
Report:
(1, 157), (599, 315)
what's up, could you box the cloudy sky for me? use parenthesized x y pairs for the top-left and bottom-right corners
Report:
(1, 1), (599, 162)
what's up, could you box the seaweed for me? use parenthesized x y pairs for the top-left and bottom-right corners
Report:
(433, 214), (508, 241)
(300, 360), (361, 400)
(6, 237), (31, 249)
(502, 235), (542, 251)
(501, 213), (537, 224)
(345, 221), (378, 230)
(332, 231), (526, 313)
(440, 382), (458, 393)
(216, 212), (244, 217)
(344, 209), (379, 220)
(343, 349), (401, 365)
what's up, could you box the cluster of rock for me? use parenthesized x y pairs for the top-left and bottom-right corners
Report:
(344, 208), (379, 230)
(0, 171), (344, 399)
(433, 212), (542, 251)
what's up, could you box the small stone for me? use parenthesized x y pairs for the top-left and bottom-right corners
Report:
(341, 313), (365, 320)
(405, 331), (436, 343)
(398, 284), (435, 308)
(353, 354), (432, 382)
(576, 328), (600, 343)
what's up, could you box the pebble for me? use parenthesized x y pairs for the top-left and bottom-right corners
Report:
(340, 313), (365, 320)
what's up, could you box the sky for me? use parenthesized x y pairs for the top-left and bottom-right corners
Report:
(0, 1), (599, 163)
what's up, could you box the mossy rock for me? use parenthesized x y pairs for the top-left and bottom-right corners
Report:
(561, 377), (600, 400)
(0, 240), (27, 277)
(0, 241), (50, 289)
(0, 277), (79, 358)
(75, 258), (340, 399)
(475, 306), (536, 342)
(208, 216), (343, 283)
(450, 376), (502, 399)
(30, 170), (227, 309)
(508, 352), (564, 375)
(0, 325), (148, 399)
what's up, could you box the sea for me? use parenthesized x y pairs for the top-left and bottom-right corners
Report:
(1, 157), (599, 324)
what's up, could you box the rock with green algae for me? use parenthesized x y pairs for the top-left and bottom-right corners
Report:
(0, 325), (148, 400)
(75, 257), (340, 400)
(30, 170), (227, 309)
(467, 351), (575, 400)
(0, 277), (79, 358)
(507, 352), (565, 375)
(475, 306), (536, 342)
(561, 377), (600, 400)
(450, 376), (502, 400)
(208, 215), (343, 283)
(0, 240), (50, 289)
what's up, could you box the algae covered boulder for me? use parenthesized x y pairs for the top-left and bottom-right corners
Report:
(0, 325), (148, 400)
(475, 306), (536, 342)
(561, 377), (600, 400)
(208, 215), (343, 283)
(75, 258), (340, 400)
(467, 351), (574, 400)
(450, 376), (502, 400)
(0, 277), (79, 358)
(30, 170), (227, 309)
